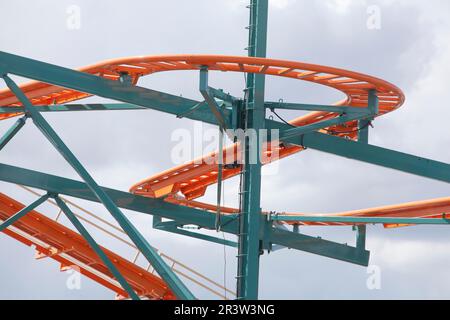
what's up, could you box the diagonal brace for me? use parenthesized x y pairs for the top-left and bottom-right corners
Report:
(280, 113), (366, 140)
(270, 227), (370, 266)
(0, 193), (50, 232)
(0, 116), (27, 151)
(54, 196), (140, 300)
(265, 101), (372, 115)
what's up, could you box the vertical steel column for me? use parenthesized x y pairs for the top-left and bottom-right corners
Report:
(54, 196), (140, 300)
(2, 75), (195, 300)
(237, 0), (268, 300)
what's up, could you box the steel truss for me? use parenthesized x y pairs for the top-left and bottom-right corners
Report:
(0, 0), (449, 300)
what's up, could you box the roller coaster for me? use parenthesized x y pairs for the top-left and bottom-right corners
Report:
(0, 1), (449, 300)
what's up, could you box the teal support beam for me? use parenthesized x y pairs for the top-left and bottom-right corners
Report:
(354, 90), (378, 252)
(199, 67), (226, 230)
(367, 89), (379, 115)
(270, 227), (370, 266)
(0, 193), (50, 232)
(356, 89), (377, 145)
(0, 163), (369, 266)
(355, 224), (366, 250)
(266, 101), (372, 115)
(208, 87), (239, 104)
(271, 215), (450, 226)
(294, 131), (450, 184)
(2, 75), (195, 300)
(0, 51), (230, 127)
(0, 103), (145, 115)
(0, 116), (27, 151)
(237, 0), (268, 300)
(280, 113), (366, 141)
(199, 67), (227, 129)
(54, 196), (140, 300)
(153, 218), (238, 248)
(0, 163), (238, 233)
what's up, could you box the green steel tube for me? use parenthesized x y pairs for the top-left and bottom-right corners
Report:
(237, 0), (269, 300)
(0, 116), (27, 151)
(2, 75), (195, 300)
(0, 194), (50, 232)
(0, 104), (145, 114)
(0, 51), (228, 126)
(0, 162), (371, 266)
(281, 113), (365, 140)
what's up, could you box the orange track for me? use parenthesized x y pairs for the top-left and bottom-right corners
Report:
(0, 193), (175, 300)
(0, 55), (445, 229)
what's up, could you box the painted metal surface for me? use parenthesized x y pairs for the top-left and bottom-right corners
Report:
(236, 0), (269, 300)
(0, 163), (370, 266)
(0, 192), (175, 299)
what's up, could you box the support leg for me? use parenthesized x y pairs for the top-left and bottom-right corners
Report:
(54, 196), (140, 300)
(2, 75), (195, 300)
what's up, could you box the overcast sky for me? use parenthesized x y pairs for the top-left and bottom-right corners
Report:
(1, 0), (450, 300)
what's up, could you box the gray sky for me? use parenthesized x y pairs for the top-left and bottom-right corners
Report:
(1, 0), (450, 299)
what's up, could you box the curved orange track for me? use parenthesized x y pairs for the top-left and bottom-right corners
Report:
(1, 55), (446, 227)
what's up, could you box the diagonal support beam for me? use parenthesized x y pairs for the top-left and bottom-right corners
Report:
(1, 75), (195, 300)
(0, 116), (27, 151)
(296, 131), (450, 184)
(0, 193), (50, 232)
(54, 196), (140, 300)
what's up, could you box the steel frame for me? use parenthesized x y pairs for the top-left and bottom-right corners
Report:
(0, 0), (448, 300)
